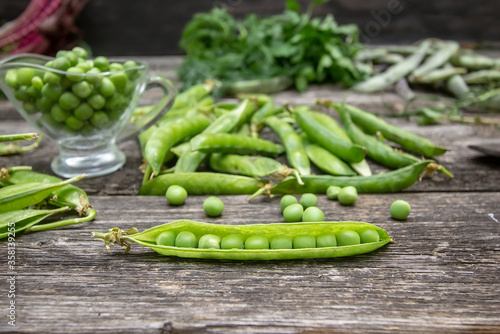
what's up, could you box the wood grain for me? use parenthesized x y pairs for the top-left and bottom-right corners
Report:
(0, 56), (499, 333)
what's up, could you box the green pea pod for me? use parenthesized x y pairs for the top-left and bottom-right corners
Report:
(170, 82), (214, 110)
(249, 160), (433, 199)
(293, 109), (366, 164)
(411, 40), (460, 80)
(336, 103), (421, 169)
(308, 110), (372, 176)
(462, 70), (500, 85)
(264, 116), (311, 176)
(325, 102), (447, 158)
(190, 133), (284, 157)
(145, 113), (212, 175)
(92, 220), (391, 260)
(209, 153), (302, 184)
(0, 206), (71, 239)
(250, 99), (280, 136)
(0, 174), (86, 213)
(138, 172), (264, 196)
(302, 138), (357, 176)
(174, 99), (258, 173)
(0, 135), (42, 156)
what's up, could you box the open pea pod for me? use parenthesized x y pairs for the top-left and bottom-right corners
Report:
(92, 220), (392, 261)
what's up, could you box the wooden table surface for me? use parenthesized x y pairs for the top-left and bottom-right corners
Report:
(1, 56), (500, 334)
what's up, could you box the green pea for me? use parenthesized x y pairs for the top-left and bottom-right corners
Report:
(338, 186), (358, 205)
(390, 200), (411, 220)
(31, 76), (44, 90)
(109, 71), (128, 91)
(198, 234), (221, 249)
(87, 93), (106, 110)
(58, 92), (80, 110)
(90, 111), (110, 128)
(280, 195), (298, 212)
(72, 46), (88, 59)
(302, 206), (324, 222)
(16, 67), (35, 86)
(316, 233), (337, 247)
(25, 85), (40, 98)
(76, 60), (92, 72)
(50, 104), (70, 122)
(63, 51), (79, 66)
(336, 230), (361, 246)
(85, 67), (102, 85)
(5, 69), (19, 88)
(71, 81), (93, 98)
(99, 77), (116, 97)
(359, 229), (380, 243)
(109, 62), (123, 71)
(13, 87), (31, 102)
(104, 94), (128, 112)
(221, 234), (245, 249)
(123, 60), (139, 78)
(35, 96), (53, 113)
(52, 57), (71, 71)
(245, 235), (269, 249)
(65, 116), (84, 130)
(293, 235), (316, 249)
(165, 185), (188, 205)
(66, 66), (85, 82)
(93, 56), (109, 71)
(74, 103), (94, 121)
(270, 236), (293, 249)
(156, 231), (176, 246)
(203, 196), (224, 217)
(41, 83), (63, 101)
(300, 193), (317, 208)
(23, 101), (37, 114)
(283, 203), (303, 222)
(175, 231), (197, 248)
(326, 186), (341, 200)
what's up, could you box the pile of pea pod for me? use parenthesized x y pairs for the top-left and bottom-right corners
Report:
(137, 81), (452, 200)
(0, 165), (96, 239)
(352, 38), (500, 123)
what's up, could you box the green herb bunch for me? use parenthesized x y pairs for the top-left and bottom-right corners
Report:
(178, 0), (370, 95)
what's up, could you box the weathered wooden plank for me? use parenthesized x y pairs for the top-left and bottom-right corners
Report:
(1, 193), (499, 333)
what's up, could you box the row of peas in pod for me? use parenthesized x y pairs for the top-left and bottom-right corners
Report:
(92, 220), (391, 260)
(137, 81), (452, 200)
(3, 46), (142, 136)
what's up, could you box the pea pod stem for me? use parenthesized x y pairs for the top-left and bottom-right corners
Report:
(27, 207), (97, 233)
(0, 134), (42, 156)
(0, 132), (38, 142)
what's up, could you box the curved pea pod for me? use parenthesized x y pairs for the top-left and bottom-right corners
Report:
(170, 82), (214, 110)
(145, 113), (212, 175)
(138, 172), (265, 195)
(326, 102), (447, 158)
(0, 174), (86, 213)
(0, 206), (71, 239)
(208, 153), (303, 184)
(264, 116), (310, 176)
(303, 139), (357, 176)
(92, 220), (392, 260)
(190, 133), (284, 157)
(249, 160), (433, 199)
(293, 108), (366, 164)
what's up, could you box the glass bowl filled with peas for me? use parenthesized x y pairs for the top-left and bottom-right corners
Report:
(0, 47), (176, 177)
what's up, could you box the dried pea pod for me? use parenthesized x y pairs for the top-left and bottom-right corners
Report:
(92, 220), (391, 260)
(0, 174), (86, 213)
(249, 160), (433, 199)
(190, 133), (285, 157)
(0, 206), (71, 239)
(138, 172), (265, 195)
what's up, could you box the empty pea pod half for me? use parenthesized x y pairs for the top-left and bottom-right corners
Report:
(92, 220), (391, 260)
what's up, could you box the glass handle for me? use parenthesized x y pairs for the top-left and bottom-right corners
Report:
(116, 76), (176, 143)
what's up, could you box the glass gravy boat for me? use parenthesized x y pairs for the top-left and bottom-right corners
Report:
(0, 53), (175, 178)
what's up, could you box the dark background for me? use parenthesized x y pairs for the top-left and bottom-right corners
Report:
(1, 0), (499, 56)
